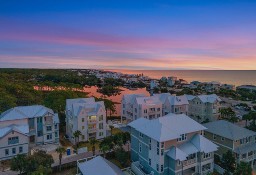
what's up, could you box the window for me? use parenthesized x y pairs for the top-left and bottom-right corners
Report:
(12, 148), (16, 154)
(149, 158), (151, 166)
(19, 147), (23, 153)
(8, 137), (19, 145)
(139, 143), (142, 153)
(55, 132), (58, 138)
(47, 134), (52, 140)
(139, 132), (143, 138)
(204, 153), (211, 159)
(157, 114), (160, 118)
(82, 118), (84, 122)
(161, 149), (164, 156)
(82, 126), (85, 130)
(157, 108), (160, 111)
(46, 126), (52, 131)
(161, 142), (164, 148)
(99, 115), (103, 121)
(221, 137), (225, 141)
(156, 164), (159, 171)
(242, 153), (247, 159)
(135, 108), (137, 113)
(157, 142), (159, 147)
(161, 165), (164, 172)
(144, 109), (147, 113)
(5, 149), (9, 156)
(177, 134), (187, 142)
(37, 131), (43, 137)
(99, 132), (104, 136)
(188, 153), (196, 160)
(55, 124), (58, 130)
(37, 117), (42, 123)
(99, 123), (103, 129)
(82, 135), (85, 140)
(157, 148), (159, 155)
(149, 144), (151, 150)
(248, 151), (253, 157)
(177, 160), (181, 166)
(213, 134), (216, 140)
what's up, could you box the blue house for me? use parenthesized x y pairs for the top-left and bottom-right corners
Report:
(128, 113), (218, 175)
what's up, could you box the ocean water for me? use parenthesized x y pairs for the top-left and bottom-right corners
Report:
(109, 70), (256, 86)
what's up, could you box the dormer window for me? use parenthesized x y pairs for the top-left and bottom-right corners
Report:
(177, 134), (187, 142)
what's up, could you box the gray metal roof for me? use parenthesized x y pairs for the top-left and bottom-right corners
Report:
(0, 105), (54, 121)
(204, 120), (256, 140)
(234, 142), (256, 154)
(78, 156), (125, 175)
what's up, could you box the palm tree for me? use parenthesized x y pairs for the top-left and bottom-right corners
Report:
(55, 147), (66, 171)
(73, 130), (82, 152)
(89, 138), (99, 156)
(99, 143), (110, 158)
(109, 125), (114, 136)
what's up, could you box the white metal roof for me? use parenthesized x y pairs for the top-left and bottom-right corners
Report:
(135, 96), (162, 106)
(78, 156), (125, 175)
(0, 105), (54, 121)
(122, 94), (146, 104)
(197, 94), (222, 103)
(0, 124), (29, 138)
(153, 93), (171, 103)
(66, 97), (95, 111)
(66, 98), (105, 116)
(167, 146), (187, 161)
(167, 134), (218, 160)
(128, 113), (206, 142)
(167, 95), (189, 106)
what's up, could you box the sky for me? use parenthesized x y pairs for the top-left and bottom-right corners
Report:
(0, 0), (256, 70)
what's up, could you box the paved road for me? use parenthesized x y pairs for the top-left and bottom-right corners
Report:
(0, 170), (18, 175)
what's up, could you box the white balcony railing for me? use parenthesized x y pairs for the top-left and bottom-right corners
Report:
(131, 161), (153, 175)
(88, 128), (97, 133)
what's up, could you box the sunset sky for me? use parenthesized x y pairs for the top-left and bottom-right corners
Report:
(0, 0), (256, 70)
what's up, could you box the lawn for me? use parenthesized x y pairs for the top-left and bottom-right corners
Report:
(52, 167), (77, 175)
(111, 128), (123, 135)
(78, 141), (100, 151)
(59, 133), (72, 148)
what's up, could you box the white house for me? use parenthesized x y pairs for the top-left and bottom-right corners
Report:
(0, 105), (59, 160)
(134, 96), (163, 120)
(122, 93), (190, 123)
(66, 98), (106, 144)
(121, 94), (147, 123)
(0, 125), (29, 161)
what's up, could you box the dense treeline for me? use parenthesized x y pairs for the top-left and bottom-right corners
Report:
(0, 69), (117, 132)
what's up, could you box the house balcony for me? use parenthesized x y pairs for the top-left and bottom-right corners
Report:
(29, 128), (36, 136)
(148, 110), (155, 114)
(131, 161), (153, 175)
(87, 128), (97, 133)
(183, 158), (197, 168)
(88, 120), (97, 124)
